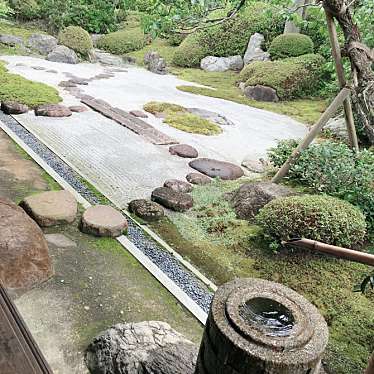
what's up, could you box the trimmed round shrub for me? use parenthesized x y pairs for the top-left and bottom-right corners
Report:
(172, 33), (207, 68)
(97, 28), (145, 55)
(9, 0), (40, 20)
(239, 53), (324, 100)
(58, 26), (93, 57)
(269, 33), (314, 60)
(256, 195), (367, 247)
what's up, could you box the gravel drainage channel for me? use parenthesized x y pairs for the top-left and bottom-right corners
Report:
(0, 112), (214, 323)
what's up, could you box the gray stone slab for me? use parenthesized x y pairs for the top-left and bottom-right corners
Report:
(45, 233), (77, 248)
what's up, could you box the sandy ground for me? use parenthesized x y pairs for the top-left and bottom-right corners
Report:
(0, 55), (307, 206)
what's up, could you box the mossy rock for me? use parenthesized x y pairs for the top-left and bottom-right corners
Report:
(97, 28), (146, 55)
(269, 33), (314, 60)
(239, 54), (325, 100)
(58, 26), (93, 57)
(0, 61), (61, 108)
(256, 195), (367, 248)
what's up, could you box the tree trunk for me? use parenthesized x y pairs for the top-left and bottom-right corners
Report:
(365, 351), (374, 374)
(321, 0), (374, 144)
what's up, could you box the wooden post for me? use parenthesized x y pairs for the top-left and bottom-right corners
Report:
(325, 11), (359, 151)
(272, 87), (350, 183)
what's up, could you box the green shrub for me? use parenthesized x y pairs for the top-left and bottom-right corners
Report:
(9, 0), (40, 20)
(0, 0), (12, 18)
(97, 28), (146, 55)
(269, 33), (314, 60)
(172, 2), (284, 67)
(257, 195), (367, 247)
(239, 54), (324, 99)
(268, 140), (374, 233)
(58, 26), (93, 57)
(168, 33), (186, 46)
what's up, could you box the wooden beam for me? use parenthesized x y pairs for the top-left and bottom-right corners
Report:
(325, 11), (359, 151)
(272, 87), (351, 183)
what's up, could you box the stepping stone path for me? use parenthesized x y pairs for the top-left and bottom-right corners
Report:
(35, 104), (72, 117)
(128, 199), (164, 222)
(169, 144), (198, 158)
(151, 187), (193, 212)
(1, 101), (29, 115)
(69, 105), (88, 113)
(130, 110), (148, 118)
(81, 205), (128, 237)
(164, 179), (193, 193)
(0, 197), (53, 290)
(45, 233), (77, 248)
(189, 158), (244, 180)
(20, 190), (77, 227)
(186, 173), (211, 185)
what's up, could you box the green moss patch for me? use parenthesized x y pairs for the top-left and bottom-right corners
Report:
(0, 61), (61, 107)
(143, 101), (222, 135)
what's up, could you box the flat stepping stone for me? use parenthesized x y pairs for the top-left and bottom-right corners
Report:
(128, 199), (164, 222)
(151, 187), (193, 212)
(32, 66), (46, 71)
(169, 144), (198, 158)
(59, 81), (77, 88)
(69, 105), (88, 113)
(35, 104), (72, 117)
(1, 101), (29, 114)
(46, 69), (58, 74)
(68, 78), (89, 85)
(20, 190), (77, 227)
(81, 205), (128, 237)
(164, 179), (193, 193)
(45, 233), (77, 248)
(130, 110), (148, 118)
(189, 158), (244, 180)
(186, 173), (211, 185)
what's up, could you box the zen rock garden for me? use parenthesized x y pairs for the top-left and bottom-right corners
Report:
(0, 0), (373, 373)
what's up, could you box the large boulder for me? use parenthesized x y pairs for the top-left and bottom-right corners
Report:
(1, 101), (29, 115)
(47, 45), (79, 64)
(0, 34), (24, 47)
(243, 85), (280, 103)
(200, 55), (243, 72)
(189, 158), (244, 180)
(231, 181), (295, 220)
(81, 205), (128, 237)
(128, 199), (164, 222)
(85, 321), (198, 374)
(243, 33), (270, 64)
(0, 197), (53, 291)
(144, 51), (167, 75)
(164, 179), (193, 193)
(20, 190), (77, 227)
(27, 34), (58, 55)
(151, 187), (193, 212)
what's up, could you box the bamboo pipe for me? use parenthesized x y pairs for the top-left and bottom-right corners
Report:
(284, 238), (374, 266)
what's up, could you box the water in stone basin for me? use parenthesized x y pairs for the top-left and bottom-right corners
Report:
(239, 297), (295, 337)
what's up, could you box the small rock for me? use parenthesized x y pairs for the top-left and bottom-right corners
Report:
(187, 108), (235, 126)
(144, 51), (167, 75)
(169, 144), (198, 158)
(1, 101), (29, 115)
(200, 55), (243, 72)
(128, 199), (164, 222)
(92, 49), (124, 66)
(90, 34), (103, 47)
(84, 306), (90, 311)
(123, 55), (136, 65)
(186, 173), (211, 185)
(189, 158), (244, 180)
(241, 158), (267, 173)
(45, 233), (77, 248)
(81, 205), (128, 237)
(130, 110), (148, 118)
(35, 104), (72, 117)
(27, 34), (57, 55)
(164, 179), (193, 193)
(244, 33), (270, 65)
(47, 45), (79, 64)
(0, 34), (24, 47)
(243, 85), (279, 103)
(69, 105), (88, 113)
(151, 187), (193, 212)
(324, 114), (348, 141)
(20, 190), (78, 227)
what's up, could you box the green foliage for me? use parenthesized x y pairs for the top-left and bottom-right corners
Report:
(8, 0), (39, 20)
(0, 61), (61, 107)
(0, 1), (12, 18)
(97, 28), (146, 55)
(269, 33), (314, 60)
(240, 54), (324, 100)
(256, 195), (367, 247)
(58, 26), (93, 57)
(172, 2), (285, 67)
(268, 140), (374, 233)
(143, 101), (185, 114)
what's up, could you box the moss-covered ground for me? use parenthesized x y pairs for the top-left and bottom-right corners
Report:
(149, 179), (374, 374)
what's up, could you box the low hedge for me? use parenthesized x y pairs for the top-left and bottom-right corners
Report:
(239, 54), (324, 99)
(58, 26), (93, 57)
(256, 195), (367, 248)
(172, 2), (284, 67)
(97, 28), (146, 55)
(269, 33), (314, 60)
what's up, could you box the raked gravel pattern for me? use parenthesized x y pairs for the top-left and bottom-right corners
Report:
(0, 112), (213, 312)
